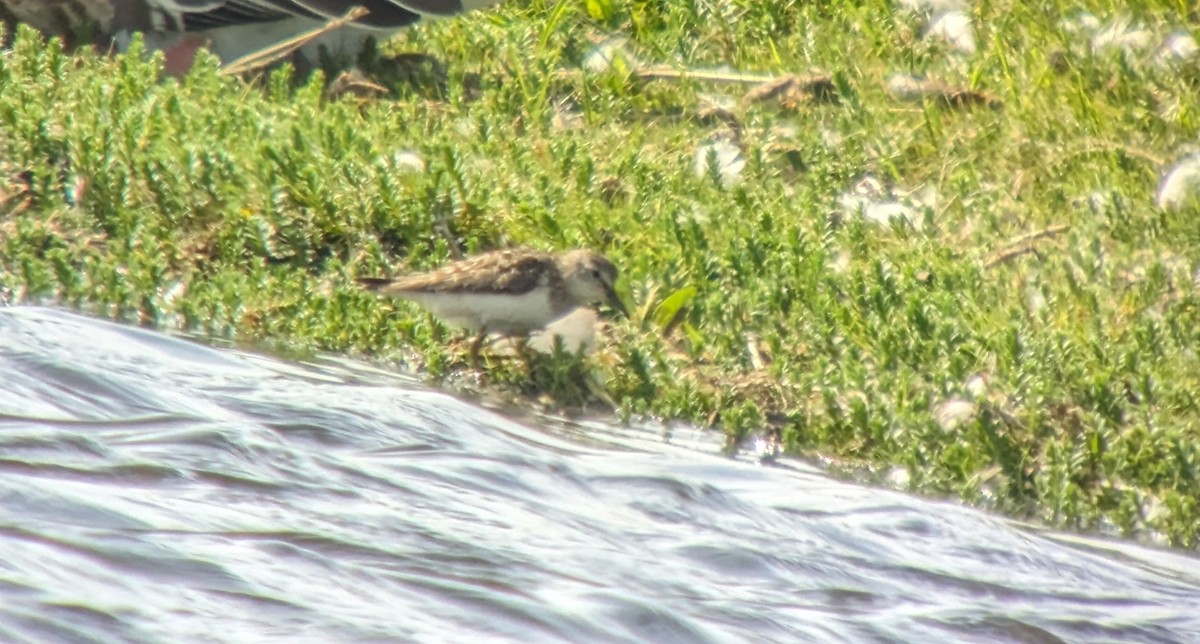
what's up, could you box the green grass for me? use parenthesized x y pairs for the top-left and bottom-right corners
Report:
(2, 2), (1199, 547)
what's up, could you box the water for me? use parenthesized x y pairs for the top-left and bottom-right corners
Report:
(0, 306), (1197, 643)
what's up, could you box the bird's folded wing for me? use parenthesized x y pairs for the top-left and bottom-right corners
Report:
(361, 254), (554, 295)
(152, 0), (470, 31)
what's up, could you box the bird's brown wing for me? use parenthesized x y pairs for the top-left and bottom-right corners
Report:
(361, 250), (555, 295)
(4, 0), (480, 38)
(151, 1), (451, 31)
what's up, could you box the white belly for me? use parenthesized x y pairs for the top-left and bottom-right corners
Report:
(408, 289), (566, 335)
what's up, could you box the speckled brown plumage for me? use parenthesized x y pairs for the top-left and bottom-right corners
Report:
(365, 249), (561, 296)
(359, 248), (625, 340)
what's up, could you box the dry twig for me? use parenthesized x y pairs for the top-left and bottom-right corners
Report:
(221, 6), (369, 76)
(983, 224), (1071, 268)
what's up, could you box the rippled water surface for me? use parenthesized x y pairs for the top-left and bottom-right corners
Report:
(1, 307), (1198, 643)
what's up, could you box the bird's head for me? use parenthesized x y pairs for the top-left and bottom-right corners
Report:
(560, 250), (627, 316)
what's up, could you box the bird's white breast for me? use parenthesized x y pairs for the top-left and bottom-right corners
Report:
(406, 288), (568, 334)
(461, 0), (499, 10)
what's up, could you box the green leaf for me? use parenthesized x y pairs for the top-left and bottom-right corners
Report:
(586, 0), (615, 21)
(653, 286), (696, 332)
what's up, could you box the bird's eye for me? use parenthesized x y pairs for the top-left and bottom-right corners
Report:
(592, 269), (603, 280)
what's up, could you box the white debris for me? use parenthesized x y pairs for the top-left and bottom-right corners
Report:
(159, 280), (187, 307)
(751, 435), (781, 463)
(1074, 190), (1114, 214)
(583, 37), (640, 73)
(886, 466), (911, 489)
(1064, 13), (1197, 69)
(1025, 281), (1047, 314)
(862, 201), (921, 226)
(896, 0), (968, 13)
(837, 176), (935, 228)
(819, 127), (843, 150)
(828, 249), (853, 275)
(1062, 12), (1102, 35)
(927, 10), (976, 55)
(453, 118), (478, 138)
(1089, 17), (1155, 55)
(1156, 32), (1199, 64)
(698, 93), (738, 112)
(911, 184), (941, 210)
(886, 73), (930, 102)
(1156, 155), (1200, 210)
(965, 373), (989, 398)
(935, 399), (978, 430)
(694, 138), (746, 188)
(390, 150), (426, 174)
(1065, 13), (1155, 56)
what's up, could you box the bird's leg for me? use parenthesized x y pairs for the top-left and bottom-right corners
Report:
(469, 327), (488, 372)
(514, 335), (535, 372)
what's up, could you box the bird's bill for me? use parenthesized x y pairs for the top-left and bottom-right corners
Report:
(357, 277), (394, 292)
(604, 285), (629, 317)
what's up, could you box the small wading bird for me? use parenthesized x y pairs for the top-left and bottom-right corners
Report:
(359, 249), (627, 366)
(0, 0), (499, 74)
